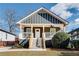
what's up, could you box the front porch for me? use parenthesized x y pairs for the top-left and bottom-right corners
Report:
(19, 24), (64, 49)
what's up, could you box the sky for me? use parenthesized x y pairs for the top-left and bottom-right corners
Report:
(0, 3), (79, 34)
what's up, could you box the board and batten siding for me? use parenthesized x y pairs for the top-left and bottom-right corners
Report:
(22, 10), (64, 24)
(0, 31), (15, 41)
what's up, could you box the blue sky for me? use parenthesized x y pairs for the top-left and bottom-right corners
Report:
(0, 3), (55, 18)
(0, 3), (79, 34)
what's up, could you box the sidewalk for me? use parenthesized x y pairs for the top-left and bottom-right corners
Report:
(0, 47), (46, 52)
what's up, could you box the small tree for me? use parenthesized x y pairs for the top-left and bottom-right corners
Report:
(5, 9), (17, 34)
(51, 32), (70, 48)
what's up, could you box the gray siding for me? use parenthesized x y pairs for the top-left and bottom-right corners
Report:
(22, 10), (63, 24)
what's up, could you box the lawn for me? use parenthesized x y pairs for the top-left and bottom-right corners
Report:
(0, 50), (59, 56)
(0, 49), (79, 56)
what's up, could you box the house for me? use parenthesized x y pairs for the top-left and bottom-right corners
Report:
(0, 29), (16, 47)
(17, 7), (68, 49)
(68, 28), (79, 40)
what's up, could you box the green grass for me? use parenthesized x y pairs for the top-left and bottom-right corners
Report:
(0, 49), (79, 56)
(0, 51), (59, 56)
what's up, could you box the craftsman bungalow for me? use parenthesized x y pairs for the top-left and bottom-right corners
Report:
(17, 7), (68, 49)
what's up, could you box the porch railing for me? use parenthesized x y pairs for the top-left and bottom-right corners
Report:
(44, 32), (56, 38)
(44, 30), (62, 39)
(22, 32), (31, 38)
(21, 30), (62, 39)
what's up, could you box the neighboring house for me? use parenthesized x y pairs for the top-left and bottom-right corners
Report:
(68, 28), (79, 40)
(0, 29), (16, 47)
(17, 7), (68, 49)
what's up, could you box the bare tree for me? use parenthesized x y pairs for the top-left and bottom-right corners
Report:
(4, 9), (34, 35)
(5, 9), (17, 34)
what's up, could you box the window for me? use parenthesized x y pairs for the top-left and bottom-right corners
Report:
(24, 27), (31, 32)
(77, 35), (79, 38)
(53, 17), (55, 23)
(50, 28), (56, 32)
(50, 14), (53, 22)
(49, 15), (51, 21)
(26, 28), (31, 32)
(42, 13), (45, 18)
(46, 13), (47, 19)
(37, 13), (63, 24)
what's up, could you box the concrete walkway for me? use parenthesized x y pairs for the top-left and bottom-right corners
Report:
(0, 47), (46, 52)
(0, 47), (11, 50)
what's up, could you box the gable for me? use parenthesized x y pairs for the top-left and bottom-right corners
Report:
(17, 7), (68, 25)
(21, 12), (52, 24)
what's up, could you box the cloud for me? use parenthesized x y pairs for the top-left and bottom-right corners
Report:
(65, 21), (79, 32)
(50, 3), (79, 19)
(74, 18), (79, 24)
(59, 11), (72, 19)
(50, 3), (79, 32)
(65, 18), (79, 32)
(69, 4), (79, 9)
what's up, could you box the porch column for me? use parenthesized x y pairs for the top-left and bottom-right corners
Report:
(42, 25), (46, 49)
(19, 24), (23, 39)
(60, 26), (64, 32)
(29, 25), (33, 49)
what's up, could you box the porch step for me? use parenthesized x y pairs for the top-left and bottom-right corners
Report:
(19, 39), (28, 47)
(32, 38), (42, 49)
(19, 39), (26, 44)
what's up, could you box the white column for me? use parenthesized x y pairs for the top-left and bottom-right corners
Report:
(43, 26), (44, 38)
(42, 25), (46, 49)
(29, 25), (33, 49)
(31, 25), (33, 38)
(19, 24), (23, 39)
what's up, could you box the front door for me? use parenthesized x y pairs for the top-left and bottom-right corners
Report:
(33, 28), (41, 48)
(35, 29), (40, 38)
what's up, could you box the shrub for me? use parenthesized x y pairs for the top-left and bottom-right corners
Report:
(71, 40), (79, 49)
(51, 32), (70, 48)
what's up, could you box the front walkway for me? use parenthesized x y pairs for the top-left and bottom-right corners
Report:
(0, 47), (46, 52)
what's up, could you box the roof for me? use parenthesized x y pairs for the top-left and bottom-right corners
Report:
(0, 29), (16, 36)
(17, 7), (69, 25)
(68, 27), (79, 34)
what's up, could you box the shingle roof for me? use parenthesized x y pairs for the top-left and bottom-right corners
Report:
(68, 27), (79, 34)
(0, 29), (16, 36)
